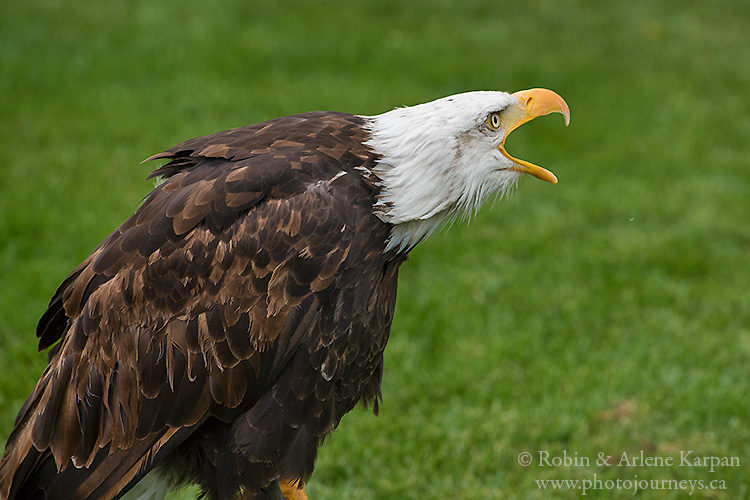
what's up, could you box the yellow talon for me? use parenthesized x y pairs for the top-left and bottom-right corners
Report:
(279, 479), (308, 500)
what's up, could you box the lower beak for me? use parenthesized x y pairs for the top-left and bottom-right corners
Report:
(498, 88), (570, 184)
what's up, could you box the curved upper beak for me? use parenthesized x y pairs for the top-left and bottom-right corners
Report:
(498, 88), (570, 184)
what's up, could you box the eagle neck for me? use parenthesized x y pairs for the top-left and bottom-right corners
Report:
(359, 112), (465, 253)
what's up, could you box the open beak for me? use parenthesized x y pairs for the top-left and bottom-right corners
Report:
(498, 88), (570, 184)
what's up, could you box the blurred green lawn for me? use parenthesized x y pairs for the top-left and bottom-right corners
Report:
(1, 1), (748, 498)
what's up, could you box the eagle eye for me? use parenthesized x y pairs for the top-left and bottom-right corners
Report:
(487, 112), (501, 130)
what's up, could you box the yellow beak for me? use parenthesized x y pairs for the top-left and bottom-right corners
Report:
(498, 88), (570, 184)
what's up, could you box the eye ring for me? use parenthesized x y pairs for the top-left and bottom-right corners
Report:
(487, 112), (501, 130)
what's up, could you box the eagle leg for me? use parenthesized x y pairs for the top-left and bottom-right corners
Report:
(253, 479), (306, 500)
(279, 479), (308, 500)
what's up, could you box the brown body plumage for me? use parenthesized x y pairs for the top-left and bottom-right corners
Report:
(1, 89), (571, 499)
(1, 112), (404, 499)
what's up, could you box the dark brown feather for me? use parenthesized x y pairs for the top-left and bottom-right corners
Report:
(0, 112), (407, 500)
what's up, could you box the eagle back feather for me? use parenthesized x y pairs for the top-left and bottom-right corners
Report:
(0, 112), (405, 500)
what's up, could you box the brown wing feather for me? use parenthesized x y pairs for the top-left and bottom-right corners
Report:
(1, 112), (400, 499)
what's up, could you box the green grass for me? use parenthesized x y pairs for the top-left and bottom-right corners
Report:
(1, 0), (748, 498)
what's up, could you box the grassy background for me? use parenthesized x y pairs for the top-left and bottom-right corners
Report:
(1, 0), (748, 498)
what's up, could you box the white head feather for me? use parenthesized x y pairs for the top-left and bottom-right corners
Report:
(363, 91), (528, 252)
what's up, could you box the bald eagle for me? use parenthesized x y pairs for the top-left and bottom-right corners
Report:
(0, 89), (569, 500)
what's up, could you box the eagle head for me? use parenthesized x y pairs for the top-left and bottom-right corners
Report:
(365, 88), (570, 251)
